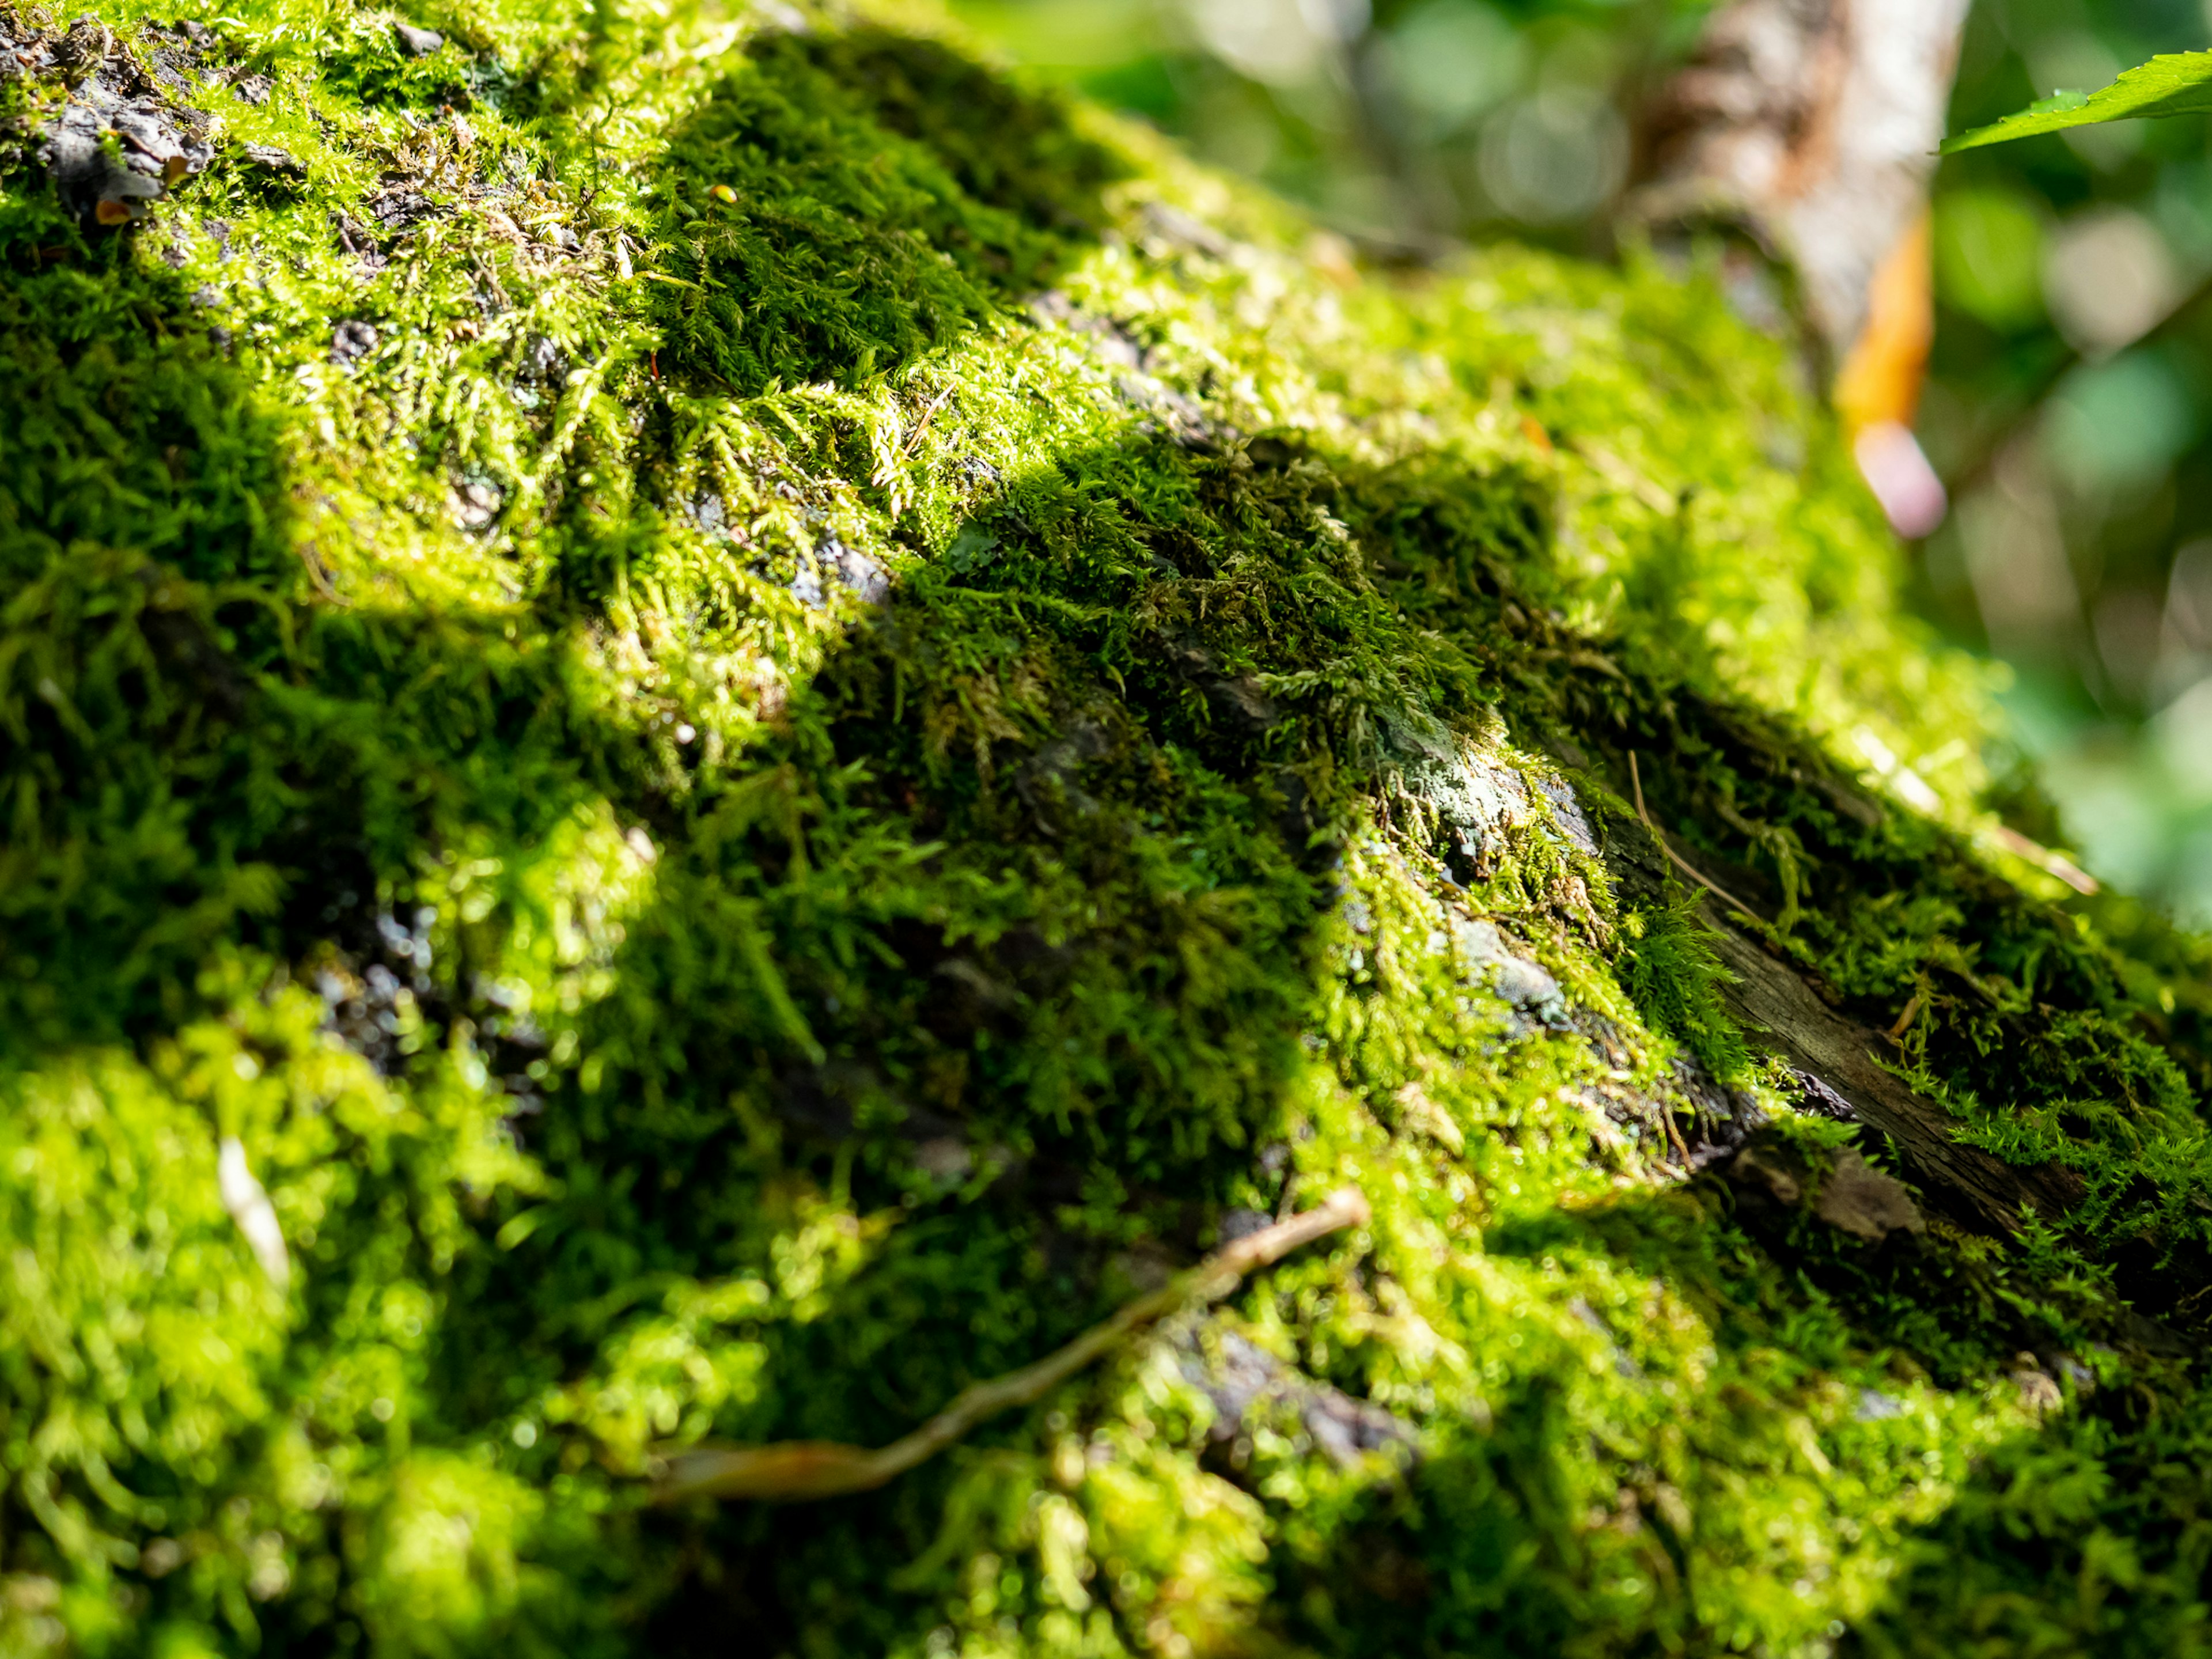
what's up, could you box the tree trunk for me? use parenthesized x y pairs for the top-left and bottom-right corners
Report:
(1634, 0), (1968, 533)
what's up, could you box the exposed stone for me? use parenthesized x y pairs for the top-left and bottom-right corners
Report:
(1174, 1326), (1416, 1469)
(1815, 1150), (1924, 1243)
(329, 320), (379, 363)
(36, 41), (215, 225)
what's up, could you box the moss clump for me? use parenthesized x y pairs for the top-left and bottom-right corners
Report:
(3, 3), (2212, 1656)
(1622, 894), (1752, 1086)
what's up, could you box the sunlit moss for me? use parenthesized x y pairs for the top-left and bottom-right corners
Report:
(3, 2), (2211, 1656)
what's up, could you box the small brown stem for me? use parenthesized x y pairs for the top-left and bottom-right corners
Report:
(1627, 753), (1764, 924)
(900, 385), (956, 456)
(651, 1187), (1372, 1505)
(1885, 986), (1925, 1042)
(1988, 825), (2099, 897)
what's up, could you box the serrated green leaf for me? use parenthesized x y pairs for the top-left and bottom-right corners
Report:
(1942, 51), (2212, 153)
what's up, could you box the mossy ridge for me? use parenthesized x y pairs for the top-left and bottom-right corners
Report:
(1, 3), (2210, 1657)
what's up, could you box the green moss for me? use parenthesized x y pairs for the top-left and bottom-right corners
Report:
(646, 28), (1110, 393)
(3, 3), (2212, 1656)
(1622, 893), (1752, 1086)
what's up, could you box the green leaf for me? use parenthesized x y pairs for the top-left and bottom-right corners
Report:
(1942, 51), (2212, 153)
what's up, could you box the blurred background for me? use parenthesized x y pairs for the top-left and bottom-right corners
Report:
(948, 0), (2212, 927)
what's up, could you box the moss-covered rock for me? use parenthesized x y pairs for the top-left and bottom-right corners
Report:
(4, 3), (2211, 1655)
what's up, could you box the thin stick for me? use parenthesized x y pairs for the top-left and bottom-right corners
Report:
(900, 385), (956, 456)
(1885, 986), (1925, 1042)
(1988, 824), (2099, 896)
(652, 1186), (1372, 1505)
(1627, 753), (1763, 924)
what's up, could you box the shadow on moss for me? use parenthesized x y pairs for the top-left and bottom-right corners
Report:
(643, 28), (1126, 395)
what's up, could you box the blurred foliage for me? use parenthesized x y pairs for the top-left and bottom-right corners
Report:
(1925, 0), (2212, 932)
(946, 0), (1706, 249)
(950, 0), (2212, 928)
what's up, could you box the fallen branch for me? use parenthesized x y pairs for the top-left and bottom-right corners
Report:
(651, 1185), (1372, 1504)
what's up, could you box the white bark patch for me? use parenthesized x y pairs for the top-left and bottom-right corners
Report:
(218, 1137), (291, 1292)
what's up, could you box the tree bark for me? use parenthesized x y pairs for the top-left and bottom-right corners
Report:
(1633, 0), (1970, 368)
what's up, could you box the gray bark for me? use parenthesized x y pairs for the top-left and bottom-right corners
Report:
(1633, 0), (1971, 363)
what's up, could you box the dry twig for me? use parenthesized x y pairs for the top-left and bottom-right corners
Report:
(1627, 753), (1763, 924)
(652, 1185), (1372, 1504)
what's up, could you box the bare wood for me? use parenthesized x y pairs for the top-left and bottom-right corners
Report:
(652, 1186), (1372, 1504)
(1596, 797), (2080, 1233)
(1700, 911), (2083, 1232)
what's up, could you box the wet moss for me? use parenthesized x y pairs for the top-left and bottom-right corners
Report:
(3, 3), (2212, 1656)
